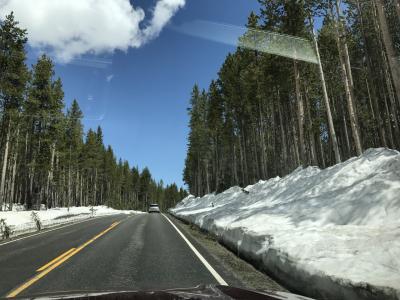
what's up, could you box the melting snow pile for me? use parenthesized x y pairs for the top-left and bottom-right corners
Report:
(0, 206), (140, 238)
(171, 148), (400, 300)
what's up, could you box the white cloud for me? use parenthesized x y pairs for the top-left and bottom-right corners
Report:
(0, 0), (185, 62)
(106, 74), (114, 82)
(144, 0), (185, 39)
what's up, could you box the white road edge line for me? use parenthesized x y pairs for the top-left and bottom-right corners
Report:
(162, 213), (228, 286)
(0, 214), (126, 247)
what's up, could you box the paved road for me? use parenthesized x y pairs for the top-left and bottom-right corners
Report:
(0, 213), (243, 297)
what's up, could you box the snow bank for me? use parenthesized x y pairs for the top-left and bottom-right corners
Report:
(1, 203), (27, 211)
(170, 148), (400, 300)
(0, 206), (141, 239)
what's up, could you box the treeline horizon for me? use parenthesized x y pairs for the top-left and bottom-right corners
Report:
(184, 0), (400, 196)
(0, 13), (187, 211)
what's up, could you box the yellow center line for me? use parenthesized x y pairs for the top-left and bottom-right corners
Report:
(36, 248), (76, 272)
(7, 221), (120, 298)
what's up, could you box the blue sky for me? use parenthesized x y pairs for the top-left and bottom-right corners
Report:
(21, 0), (261, 188)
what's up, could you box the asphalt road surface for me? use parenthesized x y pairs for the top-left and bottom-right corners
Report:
(0, 213), (247, 298)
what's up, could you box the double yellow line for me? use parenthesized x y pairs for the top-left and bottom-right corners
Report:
(7, 221), (120, 298)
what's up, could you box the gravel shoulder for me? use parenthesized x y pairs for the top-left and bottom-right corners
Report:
(168, 214), (287, 292)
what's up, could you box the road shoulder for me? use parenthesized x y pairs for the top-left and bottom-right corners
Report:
(166, 214), (287, 292)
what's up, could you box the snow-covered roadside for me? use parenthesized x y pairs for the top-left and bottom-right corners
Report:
(0, 206), (142, 239)
(170, 148), (400, 300)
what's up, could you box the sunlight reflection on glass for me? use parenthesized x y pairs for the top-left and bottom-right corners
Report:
(172, 20), (318, 64)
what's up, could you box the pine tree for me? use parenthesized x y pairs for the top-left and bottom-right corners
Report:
(183, 2), (400, 196)
(139, 167), (152, 210)
(0, 13), (29, 210)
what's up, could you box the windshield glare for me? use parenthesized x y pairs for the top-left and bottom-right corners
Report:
(0, 0), (399, 299)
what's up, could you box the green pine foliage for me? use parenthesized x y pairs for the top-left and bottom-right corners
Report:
(184, 1), (400, 196)
(0, 13), (186, 211)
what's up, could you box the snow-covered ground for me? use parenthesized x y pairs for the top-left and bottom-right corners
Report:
(0, 205), (141, 239)
(170, 148), (400, 300)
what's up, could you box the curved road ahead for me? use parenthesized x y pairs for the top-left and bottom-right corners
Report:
(0, 213), (244, 297)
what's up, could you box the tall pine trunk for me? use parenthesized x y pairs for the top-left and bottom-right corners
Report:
(0, 119), (11, 210)
(9, 126), (20, 207)
(310, 16), (341, 163)
(294, 60), (306, 165)
(278, 97), (288, 174)
(68, 147), (72, 207)
(258, 99), (267, 179)
(332, 7), (363, 156)
(355, 0), (388, 147)
(46, 142), (56, 208)
(204, 160), (210, 194)
(304, 84), (317, 165)
(374, 0), (400, 104)
(291, 100), (301, 167)
(340, 97), (352, 158)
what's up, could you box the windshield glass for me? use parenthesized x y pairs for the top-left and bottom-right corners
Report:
(0, 1), (399, 299)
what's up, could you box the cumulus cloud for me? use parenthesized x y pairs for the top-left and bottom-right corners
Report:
(144, 0), (185, 39)
(0, 0), (185, 62)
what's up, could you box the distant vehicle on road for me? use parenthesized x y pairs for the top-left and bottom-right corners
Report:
(148, 204), (160, 213)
